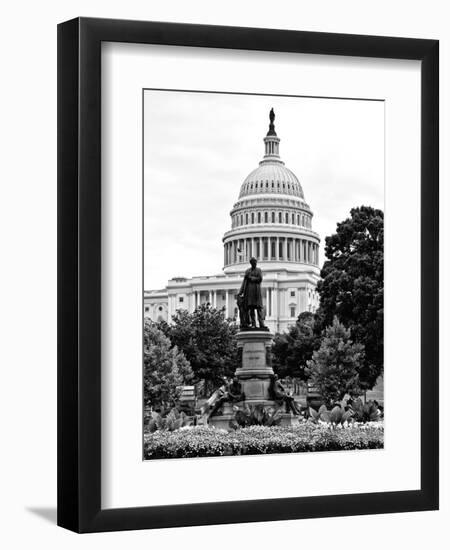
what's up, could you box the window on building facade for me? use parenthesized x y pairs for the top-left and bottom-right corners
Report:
(179, 297), (184, 303)
(264, 212), (268, 223)
(145, 306), (149, 312)
(290, 291), (295, 297)
(258, 212), (261, 223)
(290, 307), (296, 318)
(272, 211), (275, 223)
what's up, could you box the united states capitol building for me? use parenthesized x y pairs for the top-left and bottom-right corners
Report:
(144, 110), (321, 334)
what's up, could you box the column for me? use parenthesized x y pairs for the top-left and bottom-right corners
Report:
(268, 287), (272, 317)
(283, 238), (287, 261)
(267, 237), (271, 260)
(251, 237), (255, 259)
(213, 290), (217, 308)
(272, 286), (278, 325)
(225, 290), (229, 318)
(276, 236), (279, 260)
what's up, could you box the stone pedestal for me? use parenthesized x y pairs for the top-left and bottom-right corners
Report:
(208, 329), (296, 430)
(235, 329), (275, 406)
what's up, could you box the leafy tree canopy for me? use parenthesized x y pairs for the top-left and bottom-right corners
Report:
(144, 320), (193, 410)
(306, 317), (365, 407)
(158, 304), (238, 392)
(272, 311), (318, 380)
(316, 206), (383, 389)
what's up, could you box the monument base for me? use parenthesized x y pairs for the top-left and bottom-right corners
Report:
(207, 329), (297, 431)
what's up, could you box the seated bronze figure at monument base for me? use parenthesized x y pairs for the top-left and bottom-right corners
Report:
(269, 374), (302, 415)
(201, 377), (245, 418)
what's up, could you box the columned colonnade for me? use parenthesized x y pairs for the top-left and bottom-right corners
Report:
(190, 286), (277, 319)
(224, 236), (319, 266)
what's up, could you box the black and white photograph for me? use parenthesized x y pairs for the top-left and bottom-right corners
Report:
(143, 90), (384, 459)
(0, 1), (443, 543)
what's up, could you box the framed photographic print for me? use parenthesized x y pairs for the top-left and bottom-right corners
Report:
(57, 17), (439, 533)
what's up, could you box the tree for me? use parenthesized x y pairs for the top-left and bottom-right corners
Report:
(306, 317), (365, 407)
(143, 320), (194, 410)
(316, 206), (383, 390)
(163, 304), (238, 394)
(271, 312), (318, 380)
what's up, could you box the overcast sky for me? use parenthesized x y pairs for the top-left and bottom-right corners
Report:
(144, 90), (384, 290)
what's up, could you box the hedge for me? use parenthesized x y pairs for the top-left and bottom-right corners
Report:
(143, 423), (384, 459)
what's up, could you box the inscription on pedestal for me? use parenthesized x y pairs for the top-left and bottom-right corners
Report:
(242, 379), (268, 400)
(242, 342), (266, 370)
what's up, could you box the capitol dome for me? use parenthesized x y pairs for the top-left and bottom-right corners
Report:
(239, 163), (304, 200)
(222, 109), (320, 276)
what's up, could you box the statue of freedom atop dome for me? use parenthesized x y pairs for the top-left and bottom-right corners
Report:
(238, 257), (267, 329)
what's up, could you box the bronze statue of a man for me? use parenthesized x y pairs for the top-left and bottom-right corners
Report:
(238, 257), (266, 329)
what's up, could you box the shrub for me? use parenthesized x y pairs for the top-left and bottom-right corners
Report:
(306, 317), (365, 407)
(308, 404), (354, 426)
(230, 404), (283, 429)
(147, 408), (192, 433)
(350, 398), (383, 422)
(143, 322), (193, 410)
(143, 423), (384, 459)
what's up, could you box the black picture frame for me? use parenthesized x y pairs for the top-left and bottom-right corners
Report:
(57, 17), (439, 533)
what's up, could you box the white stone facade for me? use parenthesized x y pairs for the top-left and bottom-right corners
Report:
(144, 111), (321, 334)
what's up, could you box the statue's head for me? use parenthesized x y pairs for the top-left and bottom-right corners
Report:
(250, 257), (257, 268)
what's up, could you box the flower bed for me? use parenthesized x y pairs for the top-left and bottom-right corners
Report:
(143, 423), (384, 460)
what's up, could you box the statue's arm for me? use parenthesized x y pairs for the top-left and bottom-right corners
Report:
(239, 270), (250, 294)
(249, 269), (262, 283)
